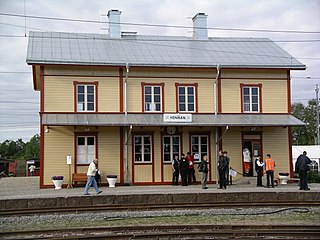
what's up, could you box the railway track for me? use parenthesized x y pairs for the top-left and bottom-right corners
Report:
(1, 225), (320, 239)
(1, 200), (319, 216)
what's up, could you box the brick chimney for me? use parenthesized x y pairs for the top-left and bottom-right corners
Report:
(108, 9), (121, 38)
(192, 13), (208, 40)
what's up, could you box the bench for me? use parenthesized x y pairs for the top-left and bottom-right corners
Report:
(72, 173), (87, 186)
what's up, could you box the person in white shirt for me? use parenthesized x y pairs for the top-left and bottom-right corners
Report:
(84, 159), (102, 195)
(29, 165), (36, 176)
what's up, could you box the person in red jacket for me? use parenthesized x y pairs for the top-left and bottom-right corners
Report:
(186, 152), (197, 185)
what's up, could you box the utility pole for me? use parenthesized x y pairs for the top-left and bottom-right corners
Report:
(316, 84), (319, 145)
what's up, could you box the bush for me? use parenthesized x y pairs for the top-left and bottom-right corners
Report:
(308, 171), (320, 183)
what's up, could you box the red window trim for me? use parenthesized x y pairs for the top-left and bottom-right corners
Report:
(73, 81), (99, 112)
(240, 83), (262, 113)
(175, 83), (198, 113)
(141, 82), (165, 113)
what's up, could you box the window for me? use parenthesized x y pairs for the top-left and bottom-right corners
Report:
(77, 136), (95, 164)
(144, 85), (162, 112)
(310, 160), (319, 172)
(178, 86), (195, 112)
(163, 136), (180, 162)
(191, 135), (208, 162)
(76, 84), (96, 112)
(134, 135), (152, 163)
(241, 85), (261, 113)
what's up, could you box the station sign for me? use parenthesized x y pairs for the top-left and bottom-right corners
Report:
(163, 114), (192, 123)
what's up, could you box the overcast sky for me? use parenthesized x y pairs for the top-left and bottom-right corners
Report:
(0, 0), (319, 142)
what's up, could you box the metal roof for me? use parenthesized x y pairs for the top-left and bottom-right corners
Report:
(27, 32), (305, 69)
(41, 113), (305, 127)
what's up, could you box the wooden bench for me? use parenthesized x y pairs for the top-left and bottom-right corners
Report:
(72, 173), (87, 186)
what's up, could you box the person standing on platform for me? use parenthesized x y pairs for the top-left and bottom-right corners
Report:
(84, 158), (103, 195)
(28, 165), (36, 176)
(218, 151), (228, 189)
(295, 151), (312, 191)
(198, 154), (209, 189)
(179, 154), (189, 186)
(186, 152), (197, 185)
(265, 154), (275, 188)
(255, 155), (264, 187)
(243, 147), (251, 176)
(224, 151), (230, 185)
(172, 154), (180, 186)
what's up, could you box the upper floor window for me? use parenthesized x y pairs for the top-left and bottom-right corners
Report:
(77, 85), (95, 112)
(241, 84), (262, 113)
(176, 84), (198, 112)
(74, 81), (98, 112)
(144, 86), (161, 112)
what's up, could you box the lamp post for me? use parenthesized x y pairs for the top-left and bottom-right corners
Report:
(316, 84), (319, 145)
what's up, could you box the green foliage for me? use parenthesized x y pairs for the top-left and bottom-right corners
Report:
(308, 171), (320, 183)
(291, 99), (318, 145)
(0, 134), (39, 160)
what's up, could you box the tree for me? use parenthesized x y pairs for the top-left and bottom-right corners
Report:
(0, 134), (39, 159)
(291, 99), (317, 145)
(24, 134), (40, 159)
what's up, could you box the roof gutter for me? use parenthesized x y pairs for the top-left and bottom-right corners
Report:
(214, 65), (221, 115)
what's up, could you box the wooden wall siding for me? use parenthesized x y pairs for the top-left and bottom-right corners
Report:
(221, 69), (287, 79)
(44, 76), (74, 111)
(221, 79), (288, 113)
(44, 76), (119, 112)
(262, 127), (289, 175)
(44, 66), (120, 76)
(262, 80), (287, 113)
(163, 165), (173, 182)
(43, 126), (74, 185)
(98, 127), (120, 184)
(220, 127), (243, 181)
(129, 67), (216, 79)
(134, 165), (152, 182)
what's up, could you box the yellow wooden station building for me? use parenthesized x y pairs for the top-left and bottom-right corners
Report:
(27, 10), (305, 188)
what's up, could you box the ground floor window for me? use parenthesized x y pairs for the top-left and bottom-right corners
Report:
(191, 135), (208, 162)
(134, 135), (152, 163)
(163, 135), (180, 162)
(76, 136), (95, 165)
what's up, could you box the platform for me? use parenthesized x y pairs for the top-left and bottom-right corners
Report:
(0, 177), (319, 211)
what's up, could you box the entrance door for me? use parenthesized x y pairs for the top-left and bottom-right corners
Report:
(242, 135), (262, 177)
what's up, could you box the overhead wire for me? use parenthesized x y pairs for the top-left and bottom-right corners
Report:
(0, 12), (319, 34)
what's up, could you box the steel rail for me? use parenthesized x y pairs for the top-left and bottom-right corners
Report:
(1, 200), (320, 216)
(1, 225), (320, 239)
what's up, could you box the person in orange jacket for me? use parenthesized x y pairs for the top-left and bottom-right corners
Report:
(265, 154), (275, 188)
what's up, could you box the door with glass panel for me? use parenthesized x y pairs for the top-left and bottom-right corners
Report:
(163, 135), (181, 182)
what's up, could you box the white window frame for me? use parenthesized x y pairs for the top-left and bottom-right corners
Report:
(134, 135), (152, 163)
(191, 135), (208, 163)
(76, 136), (96, 165)
(144, 85), (162, 112)
(243, 86), (259, 113)
(178, 86), (195, 112)
(163, 135), (180, 163)
(77, 84), (95, 112)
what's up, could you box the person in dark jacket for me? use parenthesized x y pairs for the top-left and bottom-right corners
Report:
(295, 151), (312, 191)
(198, 154), (209, 189)
(218, 151), (228, 189)
(255, 155), (264, 187)
(179, 153), (189, 186)
(172, 155), (180, 186)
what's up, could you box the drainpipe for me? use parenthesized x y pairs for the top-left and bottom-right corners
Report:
(214, 65), (221, 184)
(124, 125), (132, 184)
(125, 62), (130, 116)
(124, 63), (130, 184)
